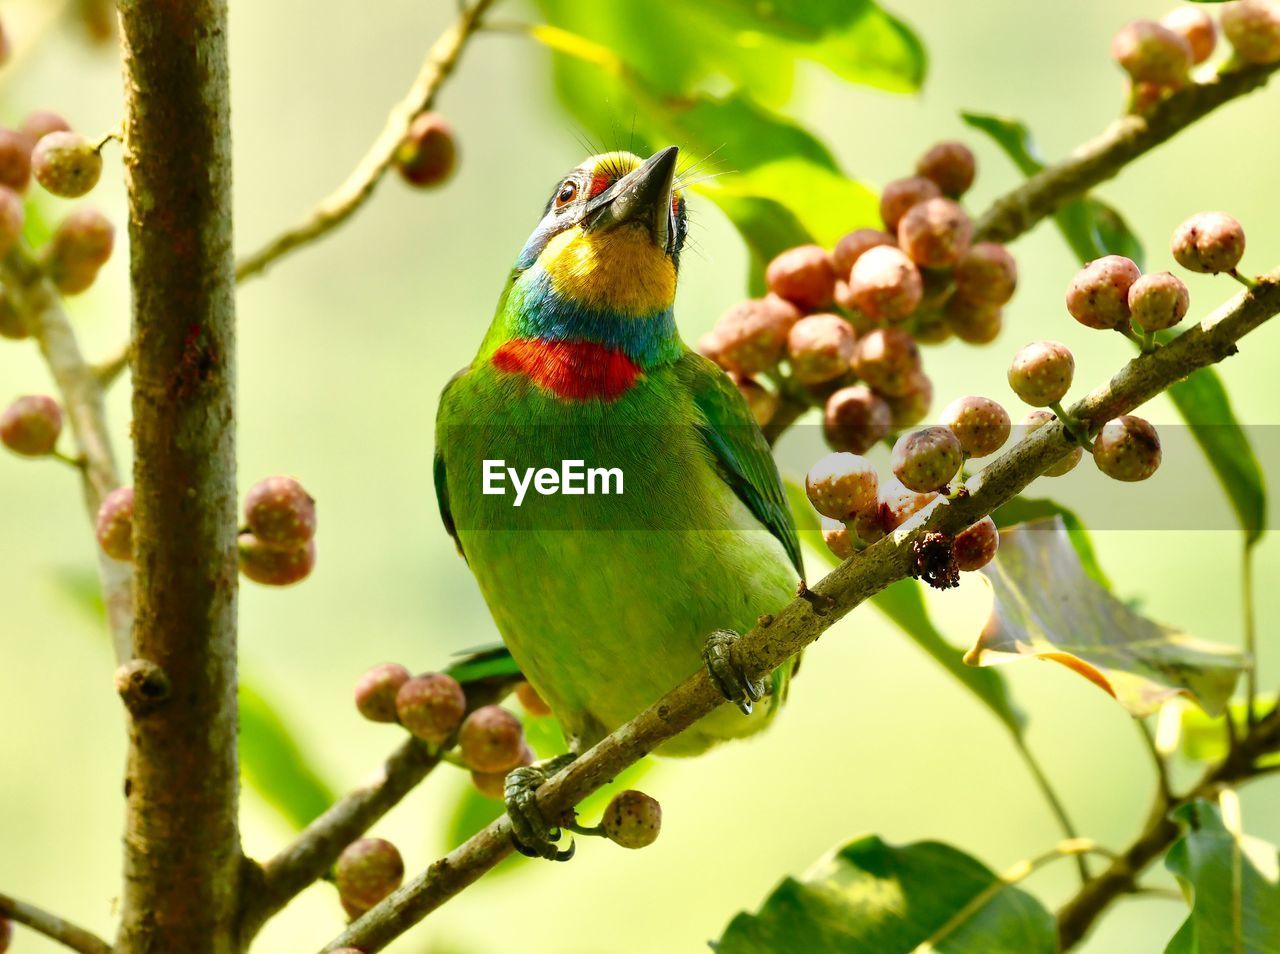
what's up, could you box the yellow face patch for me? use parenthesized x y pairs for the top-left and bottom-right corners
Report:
(540, 225), (677, 316)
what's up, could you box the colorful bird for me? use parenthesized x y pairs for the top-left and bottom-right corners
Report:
(434, 146), (801, 858)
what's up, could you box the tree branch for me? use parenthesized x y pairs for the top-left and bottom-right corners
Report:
(0, 245), (132, 663)
(0, 891), (114, 954)
(116, 0), (241, 950)
(234, 0), (497, 283)
(323, 273), (1280, 951)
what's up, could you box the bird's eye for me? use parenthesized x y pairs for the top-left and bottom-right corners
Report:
(554, 181), (578, 208)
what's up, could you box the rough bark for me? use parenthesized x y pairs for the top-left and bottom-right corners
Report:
(116, 1), (241, 951)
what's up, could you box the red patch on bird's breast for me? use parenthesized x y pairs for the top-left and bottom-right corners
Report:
(492, 338), (641, 401)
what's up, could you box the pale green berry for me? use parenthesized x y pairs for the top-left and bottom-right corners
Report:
(805, 452), (878, 521)
(941, 395), (1010, 458)
(602, 790), (662, 849)
(1128, 272), (1189, 332)
(1008, 341), (1074, 407)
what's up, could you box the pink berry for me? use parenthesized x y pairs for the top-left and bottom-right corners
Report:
(602, 789), (662, 849)
(32, 131), (102, 198)
(354, 663), (412, 723)
(1008, 341), (1074, 407)
(1171, 212), (1246, 274)
(730, 374), (779, 427)
(95, 486), (135, 561)
(1093, 415), (1162, 481)
(1162, 7), (1217, 64)
(892, 426), (963, 493)
(0, 128), (31, 192)
(19, 110), (71, 148)
(396, 113), (458, 188)
(823, 384), (891, 454)
(458, 705), (525, 774)
(1221, 0), (1280, 64)
(237, 534), (316, 586)
(766, 244), (837, 311)
(821, 516), (855, 560)
(45, 207), (115, 294)
(1066, 255), (1141, 330)
(713, 295), (801, 375)
(885, 373), (933, 428)
(830, 228), (895, 278)
(879, 176), (942, 232)
(244, 475), (317, 549)
(1128, 272), (1189, 332)
(471, 743), (534, 799)
(941, 395), (1010, 458)
(846, 246), (923, 323)
(805, 452), (878, 521)
(1023, 410), (1084, 477)
(898, 198), (973, 269)
(1, 394), (62, 456)
(945, 296), (1004, 345)
(954, 516), (999, 571)
(0, 186), (24, 259)
(852, 327), (921, 397)
(854, 477), (939, 543)
(953, 243), (1017, 306)
(395, 673), (466, 744)
(786, 313), (855, 384)
(335, 838), (404, 915)
(915, 141), (977, 199)
(1111, 20), (1192, 84)
(515, 681), (552, 717)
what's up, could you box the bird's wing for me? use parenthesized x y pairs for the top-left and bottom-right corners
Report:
(676, 350), (804, 576)
(434, 367), (469, 560)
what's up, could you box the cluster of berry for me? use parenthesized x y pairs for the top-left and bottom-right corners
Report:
(700, 140), (1017, 452)
(1114, 2), (1280, 112)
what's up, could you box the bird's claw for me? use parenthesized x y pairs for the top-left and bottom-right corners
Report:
(703, 629), (763, 715)
(504, 753), (578, 862)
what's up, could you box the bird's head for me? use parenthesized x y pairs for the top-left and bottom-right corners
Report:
(512, 147), (687, 317)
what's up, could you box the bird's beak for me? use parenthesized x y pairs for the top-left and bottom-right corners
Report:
(585, 146), (679, 253)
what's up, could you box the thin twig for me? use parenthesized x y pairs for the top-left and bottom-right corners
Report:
(323, 273), (1280, 952)
(91, 340), (132, 390)
(1135, 717), (1174, 802)
(234, 0), (498, 282)
(1011, 735), (1091, 882)
(0, 891), (113, 954)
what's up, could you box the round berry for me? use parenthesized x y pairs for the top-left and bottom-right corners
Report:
(396, 112), (458, 188)
(1066, 255), (1141, 330)
(1008, 341), (1074, 407)
(0, 128), (31, 192)
(1128, 271), (1189, 332)
(244, 475), (316, 549)
(602, 789), (662, 849)
(95, 486), (134, 561)
(729, 373), (778, 427)
(821, 516), (855, 560)
(458, 705), (525, 774)
(1171, 212), (1246, 274)
(805, 452), (878, 521)
(1221, 0), (1280, 64)
(48, 207), (115, 268)
(515, 681), (552, 717)
(830, 228), (896, 277)
(712, 295), (800, 375)
(237, 534), (316, 586)
(1, 394), (62, 456)
(20, 110), (71, 148)
(823, 385), (891, 454)
(885, 372), (933, 428)
(892, 426), (963, 493)
(0, 288), (27, 340)
(335, 838), (404, 915)
(1112, 20), (1192, 84)
(911, 310), (952, 345)
(786, 313), (855, 384)
(941, 395), (1010, 458)
(954, 243), (1017, 305)
(1162, 7), (1217, 64)
(1023, 410), (1084, 477)
(354, 663), (412, 724)
(945, 296), (1004, 345)
(766, 244), (836, 310)
(470, 743), (534, 799)
(915, 141), (977, 198)
(1093, 415), (1162, 481)
(855, 477), (938, 543)
(32, 131), (102, 198)
(395, 673), (466, 744)
(879, 176), (942, 232)
(897, 198), (972, 269)
(846, 246), (923, 322)
(0, 186), (24, 259)
(852, 327), (921, 396)
(954, 516), (999, 572)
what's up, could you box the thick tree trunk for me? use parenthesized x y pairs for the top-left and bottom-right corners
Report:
(116, 1), (241, 951)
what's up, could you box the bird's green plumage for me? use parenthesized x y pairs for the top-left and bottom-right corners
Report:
(433, 149), (799, 755)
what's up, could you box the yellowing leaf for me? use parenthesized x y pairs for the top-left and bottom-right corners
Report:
(965, 518), (1243, 717)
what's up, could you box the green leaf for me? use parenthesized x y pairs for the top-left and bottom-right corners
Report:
(960, 111), (1145, 267)
(1164, 800), (1280, 953)
(1177, 697), (1280, 765)
(240, 680), (338, 829)
(784, 481), (1024, 736)
(718, 835), (1054, 953)
(991, 496), (1111, 590)
(968, 518), (1244, 716)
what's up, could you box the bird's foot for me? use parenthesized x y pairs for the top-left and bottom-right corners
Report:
(504, 752), (578, 861)
(703, 629), (763, 715)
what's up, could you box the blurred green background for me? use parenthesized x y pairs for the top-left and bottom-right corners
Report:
(2, 0), (1279, 950)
